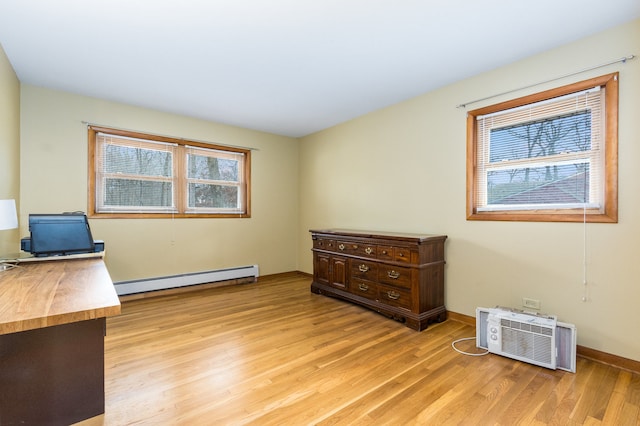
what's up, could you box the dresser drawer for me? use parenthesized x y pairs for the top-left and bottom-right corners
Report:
(351, 260), (378, 280)
(378, 284), (411, 310)
(375, 245), (392, 261)
(351, 278), (378, 301)
(377, 245), (411, 263)
(336, 240), (377, 258)
(394, 247), (411, 263)
(313, 238), (336, 251)
(378, 265), (412, 289)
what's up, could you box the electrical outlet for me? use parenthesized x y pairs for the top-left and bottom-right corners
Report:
(522, 297), (541, 310)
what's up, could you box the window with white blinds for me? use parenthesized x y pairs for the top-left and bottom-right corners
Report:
(466, 73), (618, 223)
(88, 126), (251, 218)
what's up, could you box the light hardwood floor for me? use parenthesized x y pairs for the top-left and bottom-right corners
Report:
(90, 272), (639, 425)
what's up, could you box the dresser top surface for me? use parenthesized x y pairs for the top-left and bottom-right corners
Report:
(310, 229), (447, 243)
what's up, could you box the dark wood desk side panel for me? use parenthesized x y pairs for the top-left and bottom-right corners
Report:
(0, 318), (105, 425)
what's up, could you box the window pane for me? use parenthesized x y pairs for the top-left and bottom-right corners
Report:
(188, 154), (238, 182)
(105, 144), (173, 177)
(188, 183), (238, 208)
(490, 111), (591, 163)
(467, 73), (617, 222)
(487, 164), (589, 205)
(104, 178), (173, 207)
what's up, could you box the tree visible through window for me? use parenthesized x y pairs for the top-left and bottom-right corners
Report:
(487, 110), (591, 206)
(187, 147), (241, 209)
(88, 126), (251, 218)
(466, 73), (618, 223)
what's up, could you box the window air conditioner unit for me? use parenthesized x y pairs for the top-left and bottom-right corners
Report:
(476, 307), (577, 372)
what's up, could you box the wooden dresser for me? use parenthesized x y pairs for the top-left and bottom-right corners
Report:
(310, 229), (447, 331)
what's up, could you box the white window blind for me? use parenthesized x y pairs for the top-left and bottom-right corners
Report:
(475, 87), (604, 212)
(96, 133), (178, 213)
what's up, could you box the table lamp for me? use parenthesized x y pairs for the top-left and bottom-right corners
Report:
(0, 199), (18, 271)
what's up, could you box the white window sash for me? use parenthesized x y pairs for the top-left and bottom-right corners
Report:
(475, 86), (604, 212)
(478, 202), (599, 212)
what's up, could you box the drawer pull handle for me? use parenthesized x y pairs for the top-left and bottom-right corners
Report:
(365, 247), (373, 255)
(382, 250), (388, 255)
(338, 244), (345, 251)
(352, 244), (358, 249)
(387, 291), (400, 300)
(387, 270), (400, 279)
(358, 264), (369, 272)
(398, 252), (404, 257)
(358, 283), (369, 291)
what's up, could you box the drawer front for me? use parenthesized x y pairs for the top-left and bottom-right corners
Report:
(351, 278), (378, 301)
(335, 240), (355, 255)
(351, 260), (378, 280)
(314, 238), (336, 251)
(378, 265), (412, 289)
(377, 245), (394, 261)
(378, 284), (411, 310)
(394, 247), (411, 263)
(335, 240), (377, 258)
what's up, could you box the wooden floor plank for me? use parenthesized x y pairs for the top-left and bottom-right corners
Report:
(81, 272), (640, 425)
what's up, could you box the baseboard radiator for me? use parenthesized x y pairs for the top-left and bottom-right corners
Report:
(114, 265), (259, 296)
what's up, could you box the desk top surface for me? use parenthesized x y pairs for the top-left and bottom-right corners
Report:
(0, 258), (121, 335)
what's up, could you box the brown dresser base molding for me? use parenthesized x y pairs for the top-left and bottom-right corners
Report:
(310, 229), (447, 331)
(312, 282), (446, 330)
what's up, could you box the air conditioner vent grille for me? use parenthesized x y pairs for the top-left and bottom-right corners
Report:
(500, 318), (553, 336)
(502, 327), (553, 364)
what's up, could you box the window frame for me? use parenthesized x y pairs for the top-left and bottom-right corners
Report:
(466, 73), (618, 223)
(88, 126), (251, 219)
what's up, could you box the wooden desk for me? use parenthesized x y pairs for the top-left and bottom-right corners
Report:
(0, 258), (121, 425)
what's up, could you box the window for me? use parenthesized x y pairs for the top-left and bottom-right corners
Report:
(88, 126), (251, 218)
(466, 73), (618, 222)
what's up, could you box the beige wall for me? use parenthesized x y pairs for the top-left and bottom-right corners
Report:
(0, 43), (20, 255)
(9, 19), (640, 361)
(298, 19), (640, 361)
(20, 87), (300, 282)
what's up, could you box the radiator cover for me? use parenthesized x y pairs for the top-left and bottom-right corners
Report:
(114, 265), (259, 296)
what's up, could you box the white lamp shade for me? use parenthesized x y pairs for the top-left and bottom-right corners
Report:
(0, 199), (18, 230)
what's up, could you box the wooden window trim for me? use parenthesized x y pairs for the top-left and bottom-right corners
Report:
(466, 73), (618, 223)
(88, 126), (251, 219)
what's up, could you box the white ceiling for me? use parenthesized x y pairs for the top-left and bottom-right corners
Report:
(0, 1), (638, 138)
